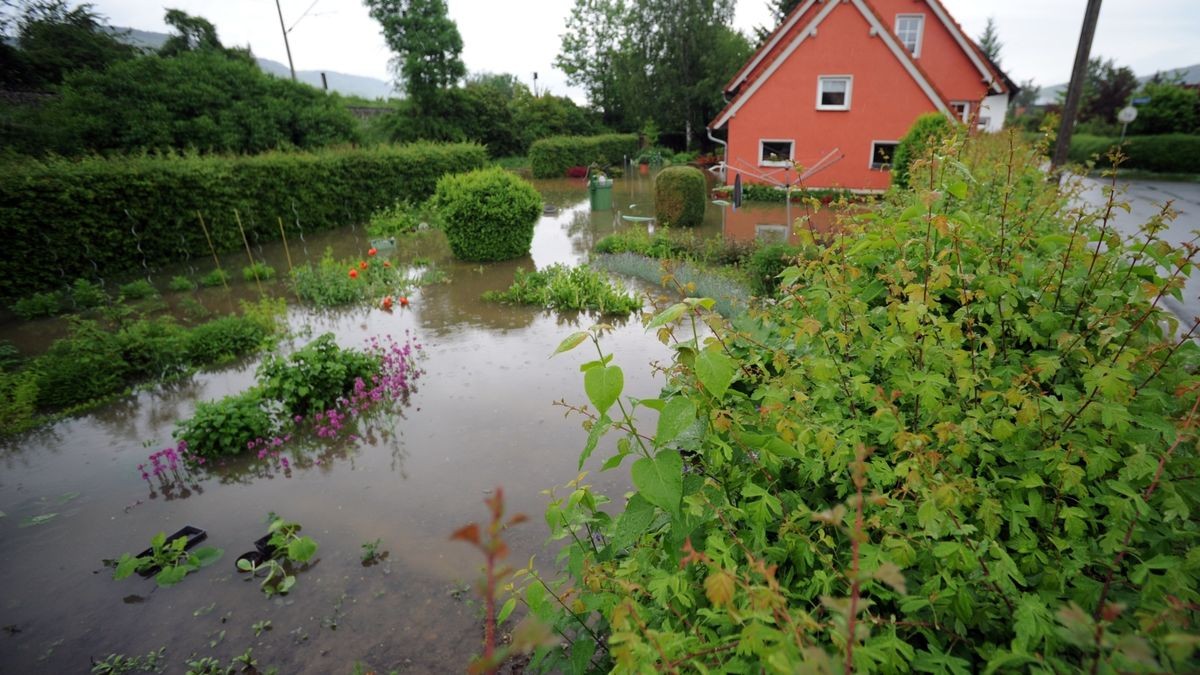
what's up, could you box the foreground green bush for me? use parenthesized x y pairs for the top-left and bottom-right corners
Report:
(746, 241), (800, 296)
(529, 130), (1200, 672)
(654, 166), (707, 227)
(529, 134), (639, 178)
(892, 112), (955, 188)
(434, 168), (542, 262)
(1069, 133), (1200, 173)
(0, 143), (486, 300)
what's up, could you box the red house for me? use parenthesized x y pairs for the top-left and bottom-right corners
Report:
(709, 0), (1016, 192)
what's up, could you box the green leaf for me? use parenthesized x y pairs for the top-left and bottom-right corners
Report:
(579, 416), (612, 470)
(192, 547), (224, 568)
(570, 639), (598, 674)
(278, 574), (296, 594)
(631, 450), (683, 517)
(497, 597), (517, 625)
(646, 302), (687, 330)
(19, 513), (57, 528)
(287, 536), (318, 563)
(695, 350), (735, 400)
(610, 493), (656, 550)
(947, 180), (968, 199)
(552, 331), (589, 357)
(155, 565), (188, 587)
(583, 365), (623, 416)
(655, 397), (695, 446)
(113, 554), (140, 580)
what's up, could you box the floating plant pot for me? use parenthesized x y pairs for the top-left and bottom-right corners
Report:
(134, 525), (207, 577)
(254, 534), (277, 557)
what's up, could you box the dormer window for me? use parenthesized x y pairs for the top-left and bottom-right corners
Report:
(895, 14), (924, 57)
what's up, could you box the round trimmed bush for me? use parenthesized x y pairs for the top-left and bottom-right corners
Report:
(654, 166), (706, 227)
(433, 168), (543, 262)
(892, 112), (956, 189)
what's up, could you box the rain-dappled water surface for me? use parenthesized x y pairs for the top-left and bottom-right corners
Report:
(0, 172), (808, 672)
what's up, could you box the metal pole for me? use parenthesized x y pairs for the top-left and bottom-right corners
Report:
(275, 0), (297, 82)
(1051, 0), (1103, 170)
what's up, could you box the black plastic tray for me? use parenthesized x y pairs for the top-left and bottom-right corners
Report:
(134, 525), (207, 577)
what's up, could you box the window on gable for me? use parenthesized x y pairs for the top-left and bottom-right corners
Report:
(870, 142), (898, 170)
(816, 76), (852, 111)
(895, 14), (924, 57)
(759, 140), (794, 167)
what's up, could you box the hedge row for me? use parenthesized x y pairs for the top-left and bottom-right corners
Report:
(528, 133), (639, 178)
(0, 143), (486, 300)
(1069, 133), (1200, 173)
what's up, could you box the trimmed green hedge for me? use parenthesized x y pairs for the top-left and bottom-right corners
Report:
(654, 166), (707, 227)
(0, 143), (486, 300)
(529, 133), (638, 178)
(1068, 134), (1200, 173)
(434, 167), (543, 262)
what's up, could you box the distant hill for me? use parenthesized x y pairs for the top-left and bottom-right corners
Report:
(113, 26), (396, 101)
(1034, 63), (1200, 106)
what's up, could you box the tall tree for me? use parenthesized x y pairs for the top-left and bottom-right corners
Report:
(1, 0), (135, 89)
(362, 0), (465, 105)
(1077, 57), (1138, 124)
(753, 0), (802, 44)
(977, 16), (1002, 65)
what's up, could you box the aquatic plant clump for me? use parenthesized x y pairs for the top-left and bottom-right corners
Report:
(483, 263), (643, 316)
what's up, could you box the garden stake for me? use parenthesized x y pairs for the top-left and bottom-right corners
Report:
(234, 209), (264, 296)
(276, 217), (294, 273)
(195, 211), (228, 290)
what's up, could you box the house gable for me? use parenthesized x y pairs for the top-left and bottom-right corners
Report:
(711, 0), (950, 131)
(721, 0), (952, 190)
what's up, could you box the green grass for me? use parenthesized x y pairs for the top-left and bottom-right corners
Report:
(483, 263), (643, 315)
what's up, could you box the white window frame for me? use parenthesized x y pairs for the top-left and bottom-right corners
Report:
(950, 101), (971, 123)
(758, 139), (794, 167)
(816, 75), (853, 111)
(869, 140), (899, 170)
(895, 14), (925, 57)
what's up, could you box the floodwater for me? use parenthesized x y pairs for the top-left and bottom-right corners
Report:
(0, 172), (806, 673)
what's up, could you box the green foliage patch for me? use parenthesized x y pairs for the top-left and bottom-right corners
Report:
(434, 167), (542, 262)
(0, 142), (486, 300)
(654, 166), (707, 227)
(531, 130), (1200, 672)
(529, 134), (639, 178)
(1069, 133), (1200, 174)
(483, 264), (642, 316)
(892, 112), (955, 188)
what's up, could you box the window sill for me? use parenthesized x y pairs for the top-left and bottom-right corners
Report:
(815, 106), (850, 112)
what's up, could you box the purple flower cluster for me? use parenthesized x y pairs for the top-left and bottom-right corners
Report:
(139, 439), (198, 483)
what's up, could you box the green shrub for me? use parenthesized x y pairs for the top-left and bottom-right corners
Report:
(367, 200), (424, 238)
(528, 134), (639, 178)
(892, 112), (955, 188)
(241, 262), (276, 282)
(536, 131), (1200, 672)
(199, 269), (229, 288)
(0, 341), (21, 371)
(258, 334), (380, 415)
(434, 168), (542, 262)
(115, 316), (187, 380)
(0, 369), (39, 435)
(711, 184), (854, 204)
(175, 390), (276, 458)
(595, 229), (680, 258)
(654, 166), (707, 227)
(483, 264), (642, 315)
(746, 242), (801, 297)
(168, 275), (196, 292)
(32, 320), (128, 409)
(11, 291), (63, 319)
(70, 278), (109, 308)
(184, 316), (268, 365)
(291, 249), (362, 307)
(118, 279), (157, 300)
(0, 143), (487, 300)
(1069, 133), (1200, 173)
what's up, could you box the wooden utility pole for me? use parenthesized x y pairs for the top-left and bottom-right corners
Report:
(275, 0), (297, 81)
(1051, 0), (1103, 170)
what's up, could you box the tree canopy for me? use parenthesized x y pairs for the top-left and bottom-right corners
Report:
(0, 0), (137, 90)
(362, 0), (465, 104)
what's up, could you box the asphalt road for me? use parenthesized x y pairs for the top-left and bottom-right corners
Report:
(1075, 177), (1200, 324)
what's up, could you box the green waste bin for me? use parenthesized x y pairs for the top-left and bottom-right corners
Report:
(588, 174), (613, 211)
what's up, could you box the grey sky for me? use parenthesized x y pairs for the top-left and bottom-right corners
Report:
(88, 0), (1200, 100)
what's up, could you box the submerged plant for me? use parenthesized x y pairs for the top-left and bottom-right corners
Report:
(198, 269), (229, 288)
(168, 275), (197, 292)
(237, 513), (318, 596)
(241, 262), (276, 283)
(483, 263), (642, 315)
(90, 647), (166, 674)
(112, 532), (222, 588)
(360, 538), (386, 565)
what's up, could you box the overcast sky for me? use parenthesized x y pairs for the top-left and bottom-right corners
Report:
(87, 0), (1200, 100)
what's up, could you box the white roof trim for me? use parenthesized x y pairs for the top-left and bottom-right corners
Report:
(849, 0), (951, 115)
(713, 0), (840, 129)
(727, 0), (821, 92)
(920, 0), (1002, 93)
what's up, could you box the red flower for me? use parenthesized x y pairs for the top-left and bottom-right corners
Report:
(399, 296), (409, 307)
(381, 296), (393, 311)
(383, 261), (392, 268)
(348, 269), (358, 279)
(359, 260), (369, 270)
(368, 247), (378, 257)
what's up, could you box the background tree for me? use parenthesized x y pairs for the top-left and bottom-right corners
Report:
(1077, 56), (1138, 124)
(977, 16), (1002, 64)
(362, 0), (464, 105)
(159, 9), (234, 58)
(1129, 81), (1198, 135)
(1, 0), (136, 90)
(754, 0), (802, 43)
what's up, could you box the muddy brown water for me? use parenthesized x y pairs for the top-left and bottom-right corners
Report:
(0, 174), (803, 673)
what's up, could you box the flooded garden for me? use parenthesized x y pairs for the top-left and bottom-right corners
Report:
(0, 170), (808, 673)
